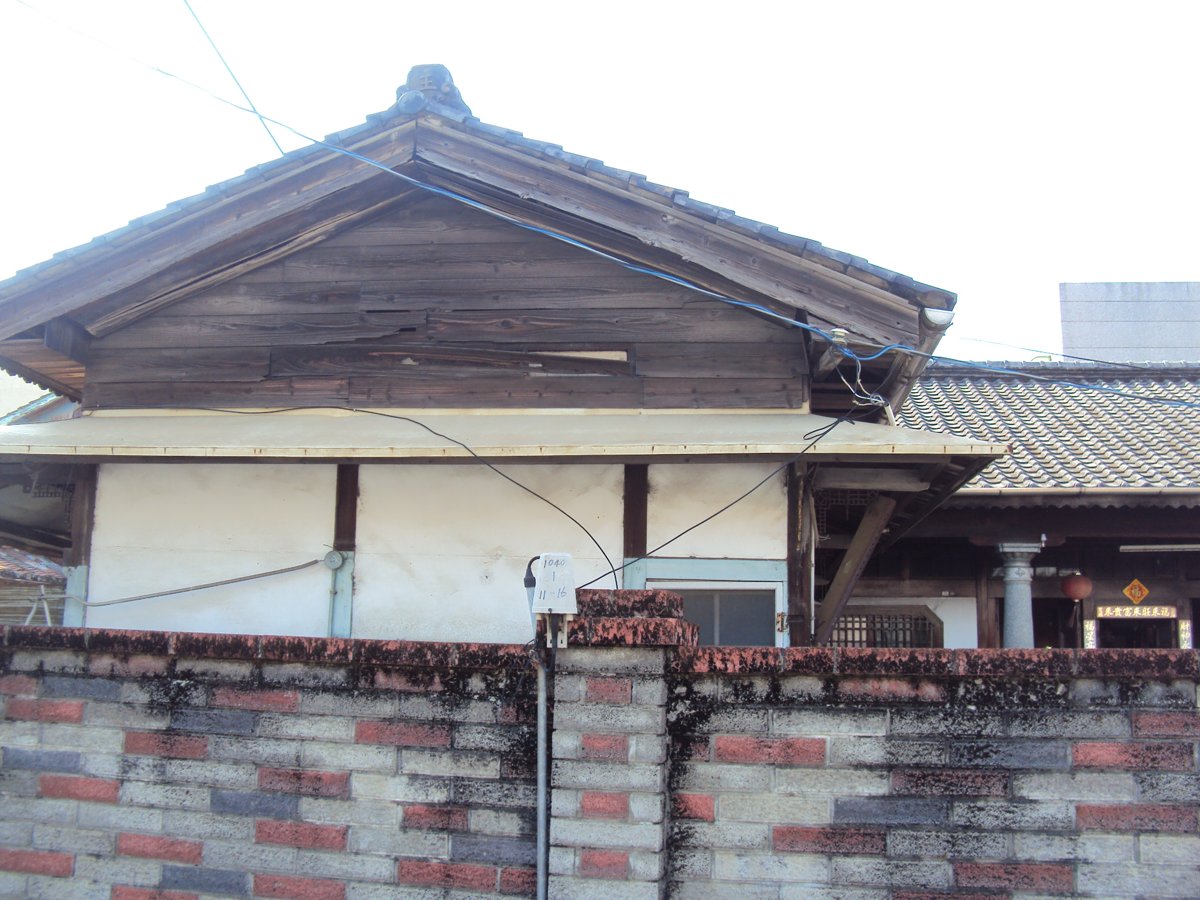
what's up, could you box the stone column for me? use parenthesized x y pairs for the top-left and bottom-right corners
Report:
(998, 542), (1041, 648)
(547, 589), (697, 900)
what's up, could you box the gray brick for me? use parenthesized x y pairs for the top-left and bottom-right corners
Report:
(949, 740), (1069, 769)
(1139, 834), (1200, 865)
(555, 648), (665, 675)
(208, 734), (303, 766)
(162, 809), (254, 841)
(549, 875), (660, 900)
(299, 690), (394, 718)
(831, 857), (952, 888)
(454, 724), (528, 753)
(293, 848), (395, 881)
(553, 760), (662, 792)
(951, 800), (1074, 830)
(629, 792), (663, 823)
(630, 734), (666, 764)
(395, 695), (495, 724)
(347, 825), (446, 857)
(77, 803), (162, 832)
(469, 808), (533, 837)
(1132, 680), (1196, 708)
(780, 888), (889, 900)
(26, 877), (108, 900)
(672, 821), (769, 850)
(671, 762), (771, 792)
(1014, 771), (1136, 801)
(551, 818), (663, 851)
(41, 675), (121, 701)
(40, 724), (124, 754)
(889, 708), (1005, 737)
(628, 849), (664, 881)
(722, 793), (828, 825)
(0, 874), (28, 897)
(632, 678), (667, 707)
(299, 797), (399, 827)
(682, 706), (769, 735)
(669, 847), (711, 880)
(548, 845), (573, 875)
(170, 708), (256, 735)
(3, 797), (78, 824)
(1071, 679), (1125, 707)
(0, 769), (38, 795)
(773, 709), (888, 736)
(0, 720), (41, 748)
(550, 788), (578, 818)
(78, 752), (122, 778)
(1078, 863), (1200, 897)
(203, 839), (297, 871)
(255, 712), (354, 741)
(9, 650), (84, 673)
(673, 883), (781, 900)
(1014, 832), (1135, 862)
(402, 749), (499, 779)
(551, 730), (582, 760)
(834, 797), (948, 826)
(886, 829), (1007, 859)
(451, 833), (536, 866)
(452, 778), (535, 808)
(554, 674), (584, 703)
(86, 702), (168, 729)
(828, 738), (946, 767)
(777, 769), (889, 796)
(351, 773), (450, 804)
(554, 703), (664, 734)
(302, 740), (396, 772)
(211, 788), (298, 819)
(172, 658), (254, 681)
(0, 819), (33, 845)
(32, 824), (114, 855)
(713, 849), (827, 882)
(120, 756), (256, 790)
(1008, 710), (1130, 738)
(74, 855), (159, 885)
(1136, 773), (1200, 802)
(261, 662), (350, 688)
(161, 864), (248, 895)
(121, 780), (211, 810)
(2, 748), (81, 773)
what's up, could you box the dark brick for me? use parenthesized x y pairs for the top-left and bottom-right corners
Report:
(950, 740), (1069, 769)
(161, 864), (248, 896)
(958, 648), (1073, 678)
(774, 826), (885, 854)
(211, 789), (298, 820)
(891, 708), (1005, 738)
(956, 678), (1070, 709)
(85, 628), (171, 656)
(955, 861), (1073, 892)
(1, 748), (81, 773)
(576, 588), (683, 618)
(833, 797), (949, 826)
(40, 675), (121, 701)
(171, 632), (259, 661)
(259, 635), (353, 663)
(5, 626), (87, 651)
(837, 648), (957, 676)
(451, 833), (536, 867)
(891, 769), (1008, 797)
(169, 708), (256, 736)
(1136, 773), (1200, 803)
(1075, 649), (1198, 679)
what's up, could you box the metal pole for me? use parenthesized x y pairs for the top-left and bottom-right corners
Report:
(535, 654), (548, 900)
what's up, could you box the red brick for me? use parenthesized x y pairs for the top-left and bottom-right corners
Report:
(955, 862), (1073, 892)
(5, 698), (83, 723)
(774, 826), (886, 855)
(354, 720), (450, 747)
(116, 833), (203, 865)
(0, 848), (73, 877)
(1133, 711), (1200, 737)
(111, 889), (198, 900)
(581, 733), (627, 761)
(894, 893), (1000, 900)
(581, 791), (629, 819)
(579, 849), (628, 879)
(402, 804), (469, 831)
(124, 731), (208, 759)
(1073, 741), (1194, 770)
(672, 793), (715, 822)
(255, 820), (347, 851)
(40, 774), (119, 804)
(1077, 803), (1197, 832)
(252, 874), (345, 900)
(838, 677), (946, 703)
(396, 860), (497, 891)
(0, 674), (37, 696)
(891, 769), (1008, 796)
(258, 767), (350, 798)
(211, 687), (299, 712)
(499, 867), (536, 894)
(585, 677), (632, 704)
(714, 735), (825, 766)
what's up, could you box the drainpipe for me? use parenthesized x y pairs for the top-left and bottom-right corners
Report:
(533, 654), (549, 900)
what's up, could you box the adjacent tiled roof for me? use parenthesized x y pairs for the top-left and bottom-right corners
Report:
(0, 89), (951, 311)
(900, 362), (1200, 493)
(0, 545), (64, 584)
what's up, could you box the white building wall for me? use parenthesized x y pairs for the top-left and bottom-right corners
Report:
(353, 464), (624, 644)
(86, 464), (336, 636)
(646, 462), (787, 559)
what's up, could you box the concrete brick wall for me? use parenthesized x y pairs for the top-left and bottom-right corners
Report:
(4, 595), (1200, 899)
(0, 626), (536, 899)
(667, 646), (1200, 899)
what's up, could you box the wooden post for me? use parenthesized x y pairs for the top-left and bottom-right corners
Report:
(786, 463), (808, 646)
(329, 464), (359, 638)
(814, 495), (897, 645)
(623, 464), (649, 562)
(62, 465), (97, 627)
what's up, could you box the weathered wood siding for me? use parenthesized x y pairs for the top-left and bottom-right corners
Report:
(82, 196), (810, 409)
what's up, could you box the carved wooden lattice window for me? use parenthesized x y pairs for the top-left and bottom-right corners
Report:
(829, 605), (944, 648)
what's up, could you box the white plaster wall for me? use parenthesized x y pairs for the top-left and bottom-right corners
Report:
(87, 464), (336, 636)
(646, 463), (786, 559)
(844, 595), (978, 649)
(354, 464), (623, 643)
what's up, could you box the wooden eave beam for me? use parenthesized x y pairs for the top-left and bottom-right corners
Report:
(43, 318), (91, 364)
(814, 494), (898, 645)
(411, 122), (924, 348)
(0, 353), (81, 400)
(0, 517), (70, 553)
(0, 121), (419, 341)
(813, 467), (932, 492)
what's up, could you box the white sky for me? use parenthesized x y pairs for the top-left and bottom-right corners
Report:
(1, 0), (1198, 367)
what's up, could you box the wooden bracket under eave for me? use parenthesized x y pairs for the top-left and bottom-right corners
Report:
(813, 494), (898, 645)
(43, 318), (92, 365)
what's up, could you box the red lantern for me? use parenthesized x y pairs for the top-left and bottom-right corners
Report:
(1061, 572), (1093, 601)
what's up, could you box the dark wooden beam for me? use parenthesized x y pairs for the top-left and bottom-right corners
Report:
(0, 518), (70, 555)
(43, 318), (92, 365)
(814, 467), (931, 492)
(63, 466), (97, 568)
(814, 495), (898, 644)
(333, 464), (359, 552)
(786, 463), (808, 645)
(623, 464), (648, 560)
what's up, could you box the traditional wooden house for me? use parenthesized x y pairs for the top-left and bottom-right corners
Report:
(842, 361), (1200, 649)
(0, 66), (1002, 645)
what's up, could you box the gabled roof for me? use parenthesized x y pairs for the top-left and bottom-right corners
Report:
(900, 361), (1200, 501)
(0, 66), (953, 406)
